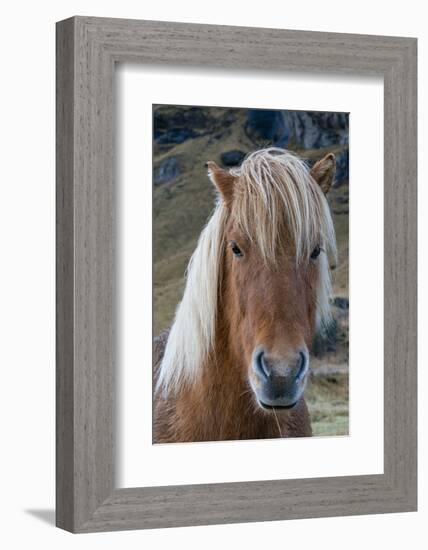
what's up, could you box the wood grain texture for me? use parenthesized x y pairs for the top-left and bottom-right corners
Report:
(56, 17), (75, 532)
(56, 16), (417, 533)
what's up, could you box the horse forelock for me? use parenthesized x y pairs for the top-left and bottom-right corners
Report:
(230, 148), (336, 263)
(156, 148), (336, 396)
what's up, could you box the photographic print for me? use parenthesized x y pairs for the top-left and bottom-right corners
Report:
(56, 18), (416, 531)
(152, 105), (349, 443)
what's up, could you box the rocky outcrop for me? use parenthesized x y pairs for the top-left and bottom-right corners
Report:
(221, 150), (246, 167)
(245, 109), (349, 151)
(156, 128), (197, 145)
(245, 110), (290, 147)
(153, 106), (349, 186)
(153, 106), (237, 145)
(154, 157), (180, 185)
(333, 296), (349, 310)
(334, 149), (349, 184)
(312, 319), (338, 358)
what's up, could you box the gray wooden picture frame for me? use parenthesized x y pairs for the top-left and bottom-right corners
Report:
(56, 16), (417, 533)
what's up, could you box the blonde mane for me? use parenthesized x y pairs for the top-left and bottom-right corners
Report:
(156, 148), (337, 395)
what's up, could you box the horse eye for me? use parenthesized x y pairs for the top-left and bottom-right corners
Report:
(230, 241), (243, 257)
(310, 245), (321, 260)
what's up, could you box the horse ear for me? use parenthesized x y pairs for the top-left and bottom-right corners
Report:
(310, 153), (336, 194)
(206, 161), (235, 204)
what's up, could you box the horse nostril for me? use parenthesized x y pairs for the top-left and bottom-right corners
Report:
(254, 349), (269, 380)
(296, 351), (308, 381)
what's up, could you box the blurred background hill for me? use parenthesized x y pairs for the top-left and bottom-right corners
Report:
(153, 105), (349, 437)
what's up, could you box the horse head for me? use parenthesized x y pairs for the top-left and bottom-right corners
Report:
(207, 149), (336, 411)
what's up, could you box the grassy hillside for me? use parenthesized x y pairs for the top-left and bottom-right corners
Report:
(153, 105), (349, 437)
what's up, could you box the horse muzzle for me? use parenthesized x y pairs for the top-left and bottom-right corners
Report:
(251, 346), (309, 410)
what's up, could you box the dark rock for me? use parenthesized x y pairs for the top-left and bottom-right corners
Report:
(154, 157), (180, 185)
(154, 105), (349, 155)
(221, 150), (246, 167)
(334, 149), (349, 184)
(154, 106), (209, 132)
(153, 106), (239, 145)
(287, 111), (349, 149)
(154, 106), (208, 144)
(245, 109), (349, 150)
(333, 296), (349, 310)
(312, 319), (338, 357)
(157, 128), (196, 144)
(245, 110), (290, 147)
(288, 112), (320, 149)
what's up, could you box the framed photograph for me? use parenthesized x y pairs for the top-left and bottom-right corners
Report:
(56, 16), (417, 532)
(151, 103), (350, 446)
